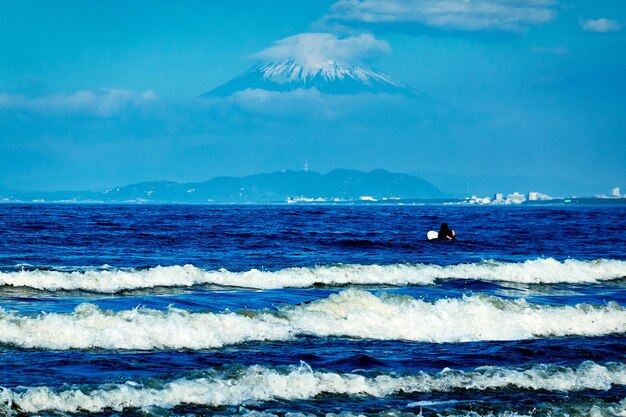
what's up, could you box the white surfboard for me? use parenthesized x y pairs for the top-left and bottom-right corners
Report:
(427, 231), (439, 240)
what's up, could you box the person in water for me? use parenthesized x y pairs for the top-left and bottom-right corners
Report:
(438, 223), (456, 240)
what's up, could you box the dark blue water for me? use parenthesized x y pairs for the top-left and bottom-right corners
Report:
(0, 204), (625, 416)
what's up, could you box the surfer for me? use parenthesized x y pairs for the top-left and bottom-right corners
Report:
(438, 223), (455, 240)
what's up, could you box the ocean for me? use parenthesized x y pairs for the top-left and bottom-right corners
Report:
(0, 204), (625, 416)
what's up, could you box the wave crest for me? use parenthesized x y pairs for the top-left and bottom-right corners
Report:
(1, 290), (624, 349)
(1, 362), (625, 414)
(1, 258), (625, 293)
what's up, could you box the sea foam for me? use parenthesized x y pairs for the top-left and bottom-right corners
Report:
(1, 290), (624, 350)
(1, 258), (625, 293)
(1, 362), (624, 414)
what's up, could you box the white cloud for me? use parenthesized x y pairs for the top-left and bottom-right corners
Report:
(325, 0), (558, 32)
(250, 32), (390, 68)
(0, 89), (158, 117)
(581, 18), (621, 33)
(226, 88), (327, 115)
(199, 87), (410, 119)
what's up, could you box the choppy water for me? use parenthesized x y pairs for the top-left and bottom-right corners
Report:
(0, 204), (625, 416)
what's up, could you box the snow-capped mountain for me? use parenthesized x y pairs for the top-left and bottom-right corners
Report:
(202, 60), (417, 97)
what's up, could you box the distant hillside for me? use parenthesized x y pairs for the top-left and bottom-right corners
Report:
(1, 169), (443, 203)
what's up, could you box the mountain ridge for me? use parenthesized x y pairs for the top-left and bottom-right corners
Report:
(0, 169), (443, 203)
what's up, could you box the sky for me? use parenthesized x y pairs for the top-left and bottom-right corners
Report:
(0, 0), (625, 192)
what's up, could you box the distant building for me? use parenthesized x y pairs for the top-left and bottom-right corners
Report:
(359, 196), (377, 202)
(528, 191), (551, 201)
(612, 187), (621, 198)
(463, 196), (491, 204)
(506, 192), (526, 204)
(494, 193), (504, 203)
(287, 196), (327, 203)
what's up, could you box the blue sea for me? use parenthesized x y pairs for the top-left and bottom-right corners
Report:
(1, 204), (625, 416)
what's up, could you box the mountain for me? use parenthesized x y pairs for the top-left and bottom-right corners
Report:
(103, 169), (442, 202)
(0, 170), (443, 203)
(202, 60), (417, 97)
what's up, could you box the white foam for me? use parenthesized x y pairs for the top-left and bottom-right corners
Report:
(0, 303), (291, 350)
(1, 258), (625, 293)
(286, 290), (626, 343)
(1, 290), (624, 349)
(1, 362), (624, 414)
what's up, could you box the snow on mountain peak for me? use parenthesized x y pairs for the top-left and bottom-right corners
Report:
(202, 59), (413, 97)
(202, 33), (416, 97)
(258, 59), (403, 86)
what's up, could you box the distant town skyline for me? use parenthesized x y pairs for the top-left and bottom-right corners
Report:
(1, 0), (625, 191)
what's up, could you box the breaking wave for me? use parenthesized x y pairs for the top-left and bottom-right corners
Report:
(1, 362), (625, 414)
(1, 258), (625, 293)
(1, 290), (624, 350)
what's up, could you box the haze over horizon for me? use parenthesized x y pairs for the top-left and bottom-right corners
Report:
(1, 0), (625, 192)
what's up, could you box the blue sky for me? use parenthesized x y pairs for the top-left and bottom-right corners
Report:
(1, 0), (625, 192)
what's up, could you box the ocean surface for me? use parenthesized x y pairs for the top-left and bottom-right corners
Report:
(1, 204), (625, 416)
